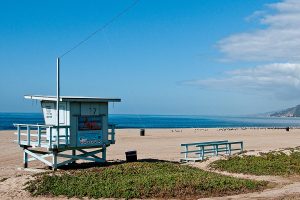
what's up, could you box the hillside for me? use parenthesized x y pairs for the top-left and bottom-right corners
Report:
(270, 105), (300, 117)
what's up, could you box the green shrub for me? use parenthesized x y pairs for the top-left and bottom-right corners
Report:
(26, 161), (267, 199)
(211, 151), (300, 176)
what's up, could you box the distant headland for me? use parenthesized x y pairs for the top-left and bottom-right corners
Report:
(270, 105), (300, 117)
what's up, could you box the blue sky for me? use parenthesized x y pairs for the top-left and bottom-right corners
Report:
(1, 0), (299, 115)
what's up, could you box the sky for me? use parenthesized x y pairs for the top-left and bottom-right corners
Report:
(1, 0), (299, 115)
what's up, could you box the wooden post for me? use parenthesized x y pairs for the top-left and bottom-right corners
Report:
(185, 146), (188, 160)
(241, 142), (244, 152)
(102, 146), (107, 161)
(226, 144), (229, 154)
(198, 145), (202, 159)
(49, 127), (53, 148)
(27, 125), (30, 146)
(65, 127), (68, 145)
(56, 127), (59, 147)
(72, 150), (76, 164)
(111, 126), (115, 144)
(201, 146), (205, 160)
(52, 150), (58, 171)
(17, 125), (20, 144)
(23, 147), (28, 168)
(37, 126), (41, 146)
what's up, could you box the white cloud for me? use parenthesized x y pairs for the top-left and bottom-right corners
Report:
(218, 0), (300, 62)
(184, 63), (300, 99)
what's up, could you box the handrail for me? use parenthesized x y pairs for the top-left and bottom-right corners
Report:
(14, 124), (52, 128)
(14, 123), (70, 128)
(227, 141), (243, 145)
(180, 140), (244, 162)
(196, 142), (231, 147)
(181, 140), (228, 147)
(52, 125), (72, 128)
(15, 123), (71, 149)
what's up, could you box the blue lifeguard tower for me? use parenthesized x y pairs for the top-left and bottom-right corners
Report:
(14, 58), (121, 170)
(15, 95), (120, 170)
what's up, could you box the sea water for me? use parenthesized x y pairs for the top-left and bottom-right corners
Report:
(1, 113), (300, 130)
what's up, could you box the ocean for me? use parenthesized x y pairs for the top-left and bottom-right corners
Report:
(1, 112), (300, 130)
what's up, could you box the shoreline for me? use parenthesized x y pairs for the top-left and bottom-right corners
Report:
(3, 113), (300, 131)
(2, 126), (300, 131)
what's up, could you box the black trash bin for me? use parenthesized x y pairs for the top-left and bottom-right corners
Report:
(140, 129), (145, 136)
(125, 150), (137, 162)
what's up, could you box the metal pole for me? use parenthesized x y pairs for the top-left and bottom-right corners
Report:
(56, 57), (60, 144)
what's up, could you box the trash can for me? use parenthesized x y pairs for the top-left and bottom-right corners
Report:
(286, 127), (290, 132)
(125, 150), (137, 162)
(140, 129), (145, 136)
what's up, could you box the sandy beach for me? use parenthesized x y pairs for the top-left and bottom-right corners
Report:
(1, 128), (300, 199)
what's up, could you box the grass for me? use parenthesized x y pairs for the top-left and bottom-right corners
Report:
(25, 161), (267, 199)
(210, 150), (300, 176)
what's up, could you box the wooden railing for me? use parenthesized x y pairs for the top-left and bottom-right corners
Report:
(14, 124), (71, 149)
(108, 124), (116, 144)
(180, 140), (243, 162)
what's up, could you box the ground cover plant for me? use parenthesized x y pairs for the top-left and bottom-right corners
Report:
(210, 150), (300, 176)
(26, 161), (267, 199)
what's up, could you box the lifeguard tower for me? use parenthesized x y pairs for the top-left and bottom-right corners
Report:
(14, 95), (120, 170)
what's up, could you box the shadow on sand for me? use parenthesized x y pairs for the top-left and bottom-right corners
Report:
(56, 158), (179, 171)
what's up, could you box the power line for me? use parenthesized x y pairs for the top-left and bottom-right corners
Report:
(59, 0), (140, 58)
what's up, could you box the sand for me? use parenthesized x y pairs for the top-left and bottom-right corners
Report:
(0, 128), (300, 199)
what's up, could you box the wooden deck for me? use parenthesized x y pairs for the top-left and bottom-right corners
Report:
(14, 123), (116, 170)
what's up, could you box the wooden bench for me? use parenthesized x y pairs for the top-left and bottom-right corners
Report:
(180, 140), (243, 162)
